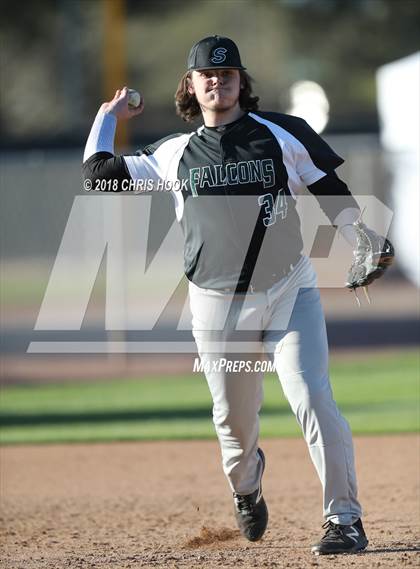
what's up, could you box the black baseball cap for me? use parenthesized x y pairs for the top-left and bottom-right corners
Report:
(187, 35), (246, 71)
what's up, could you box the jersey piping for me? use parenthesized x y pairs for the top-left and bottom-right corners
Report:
(124, 132), (194, 221)
(249, 112), (328, 194)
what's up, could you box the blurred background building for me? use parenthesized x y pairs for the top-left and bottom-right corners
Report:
(1, 0), (419, 382)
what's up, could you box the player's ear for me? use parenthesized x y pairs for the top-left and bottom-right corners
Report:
(187, 73), (195, 95)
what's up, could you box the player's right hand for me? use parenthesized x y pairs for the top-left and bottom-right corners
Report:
(100, 86), (144, 120)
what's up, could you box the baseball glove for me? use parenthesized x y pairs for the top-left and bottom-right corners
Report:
(346, 219), (395, 297)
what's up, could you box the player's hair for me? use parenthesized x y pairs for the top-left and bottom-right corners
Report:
(175, 70), (259, 122)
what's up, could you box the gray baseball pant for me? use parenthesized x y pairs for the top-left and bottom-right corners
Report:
(189, 256), (362, 525)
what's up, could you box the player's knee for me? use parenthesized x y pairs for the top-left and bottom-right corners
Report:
(212, 405), (257, 442)
(295, 387), (349, 446)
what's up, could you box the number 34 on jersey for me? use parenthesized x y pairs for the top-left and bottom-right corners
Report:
(258, 190), (288, 227)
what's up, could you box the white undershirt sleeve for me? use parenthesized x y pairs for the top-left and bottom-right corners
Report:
(83, 110), (117, 162)
(83, 110), (161, 182)
(334, 207), (361, 247)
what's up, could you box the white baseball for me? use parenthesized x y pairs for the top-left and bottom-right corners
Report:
(127, 89), (142, 108)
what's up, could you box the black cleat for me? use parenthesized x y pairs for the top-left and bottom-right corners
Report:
(311, 518), (368, 555)
(233, 448), (268, 542)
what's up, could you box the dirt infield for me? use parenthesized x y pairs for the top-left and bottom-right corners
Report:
(1, 436), (419, 568)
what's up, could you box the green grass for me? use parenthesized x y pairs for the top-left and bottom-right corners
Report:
(0, 351), (419, 444)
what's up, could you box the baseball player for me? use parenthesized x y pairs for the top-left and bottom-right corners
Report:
(83, 36), (393, 555)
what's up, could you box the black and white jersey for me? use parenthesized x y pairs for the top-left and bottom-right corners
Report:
(83, 111), (357, 291)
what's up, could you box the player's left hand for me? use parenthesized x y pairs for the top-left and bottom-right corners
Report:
(100, 86), (144, 119)
(346, 220), (395, 291)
